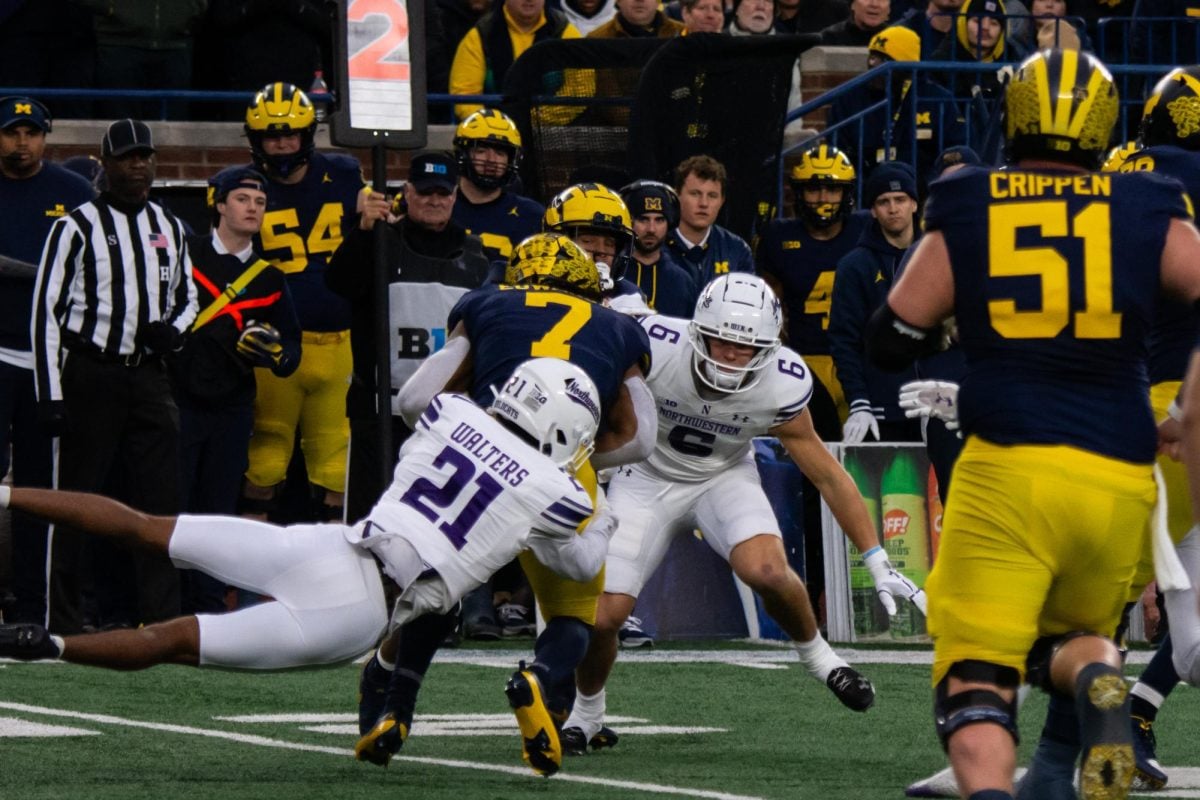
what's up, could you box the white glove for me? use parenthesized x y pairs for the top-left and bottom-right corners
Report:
(863, 547), (928, 617)
(898, 380), (961, 431)
(842, 409), (880, 444)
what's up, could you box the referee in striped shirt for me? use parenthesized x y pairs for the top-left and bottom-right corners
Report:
(32, 119), (198, 634)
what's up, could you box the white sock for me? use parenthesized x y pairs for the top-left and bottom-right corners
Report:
(793, 634), (846, 682)
(50, 635), (65, 658)
(564, 688), (606, 739)
(375, 646), (396, 672)
(1130, 681), (1165, 709)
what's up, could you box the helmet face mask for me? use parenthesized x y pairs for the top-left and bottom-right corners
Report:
(789, 144), (856, 228)
(1140, 66), (1200, 151)
(688, 275), (783, 394)
(244, 82), (316, 180)
(1004, 48), (1118, 169)
(543, 183), (635, 286)
(505, 232), (603, 300)
(489, 358), (601, 474)
(454, 109), (523, 190)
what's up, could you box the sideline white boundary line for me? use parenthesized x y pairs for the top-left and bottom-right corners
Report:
(0, 702), (765, 800)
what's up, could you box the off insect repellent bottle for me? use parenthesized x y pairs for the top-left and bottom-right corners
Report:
(881, 450), (929, 638)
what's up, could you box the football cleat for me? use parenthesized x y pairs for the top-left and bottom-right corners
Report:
(0, 623), (60, 660)
(357, 653), (391, 735)
(1131, 715), (1168, 790)
(561, 725), (620, 756)
(618, 616), (653, 649)
(497, 603), (536, 638)
(826, 666), (875, 711)
(355, 712), (408, 768)
(1077, 670), (1134, 800)
(505, 665), (561, 776)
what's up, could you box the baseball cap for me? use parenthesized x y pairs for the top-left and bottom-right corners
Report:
(408, 151), (458, 192)
(101, 119), (156, 158)
(0, 96), (51, 132)
(208, 166), (268, 206)
(864, 161), (918, 206)
(869, 26), (921, 64)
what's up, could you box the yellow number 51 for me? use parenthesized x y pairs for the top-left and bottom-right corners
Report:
(987, 200), (1120, 339)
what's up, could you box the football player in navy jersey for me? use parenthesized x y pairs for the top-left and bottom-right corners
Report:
(450, 108), (544, 264)
(1110, 65), (1200, 793)
(242, 82), (366, 523)
(867, 49), (1200, 800)
(356, 233), (655, 775)
(758, 143), (867, 440)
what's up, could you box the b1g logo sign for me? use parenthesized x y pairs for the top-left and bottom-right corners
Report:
(396, 326), (447, 359)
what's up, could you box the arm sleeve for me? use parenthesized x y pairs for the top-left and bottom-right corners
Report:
(589, 374), (656, 469)
(168, 231), (198, 332)
(526, 509), (613, 583)
(396, 335), (471, 427)
(31, 218), (78, 404)
(827, 254), (871, 411)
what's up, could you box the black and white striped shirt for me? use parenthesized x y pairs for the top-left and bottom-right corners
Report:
(32, 195), (198, 402)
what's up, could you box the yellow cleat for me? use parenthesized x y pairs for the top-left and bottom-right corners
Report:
(505, 667), (561, 777)
(355, 712), (408, 768)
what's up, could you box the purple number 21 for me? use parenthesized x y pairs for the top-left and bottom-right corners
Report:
(400, 446), (504, 549)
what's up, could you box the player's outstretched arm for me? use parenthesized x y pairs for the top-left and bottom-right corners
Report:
(772, 410), (926, 616)
(395, 324), (473, 428)
(1, 487), (175, 553)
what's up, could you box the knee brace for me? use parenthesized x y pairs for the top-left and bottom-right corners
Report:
(934, 660), (1021, 752)
(1025, 631), (1108, 693)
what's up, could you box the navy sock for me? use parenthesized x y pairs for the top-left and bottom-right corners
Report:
(1131, 634), (1177, 723)
(387, 610), (460, 721)
(1015, 694), (1080, 800)
(968, 790), (1014, 800)
(531, 616), (592, 715)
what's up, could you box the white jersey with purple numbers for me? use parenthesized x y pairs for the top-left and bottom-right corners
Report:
(640, 314), (815, 483)
(360, 394), (594, 601)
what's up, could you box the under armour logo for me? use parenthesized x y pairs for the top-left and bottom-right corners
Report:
(731, 413), (750, 422)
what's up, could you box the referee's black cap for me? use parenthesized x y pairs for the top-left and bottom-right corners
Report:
(102, 119), (156, 158)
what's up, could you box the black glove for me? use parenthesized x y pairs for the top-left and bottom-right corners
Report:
(37, 400), (66, 437)
(137, 320), (182, 354)
(236, 322), (284, 368)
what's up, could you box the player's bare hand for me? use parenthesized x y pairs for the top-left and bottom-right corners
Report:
(1158, 416), (1183, 460)
(1141, 581), (1161, 641)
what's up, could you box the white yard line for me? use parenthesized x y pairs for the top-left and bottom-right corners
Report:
(0, 701), (765, 800)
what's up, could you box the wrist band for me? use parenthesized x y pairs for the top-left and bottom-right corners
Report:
(1168, 399), (1184, 423)
(862, 546), (883, 559)
(0, 485), (11, 508)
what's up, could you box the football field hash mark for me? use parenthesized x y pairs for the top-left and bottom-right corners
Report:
(0, 702), (762, 800)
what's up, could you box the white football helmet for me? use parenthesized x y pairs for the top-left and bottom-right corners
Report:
(489, 358), (601, 474)
(689, 274), (782, 393)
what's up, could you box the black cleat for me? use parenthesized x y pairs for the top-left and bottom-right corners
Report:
(357, 654), (390, 736)
(355, 712), (408, 768)
(826, 666), (875, 711)
(1077, 669), (1134, 800)
(0, 623), (59, 661)
(561, 725), (619, 756)
(1131, 715), (1168, 790)
(505, 666), (561, 776)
